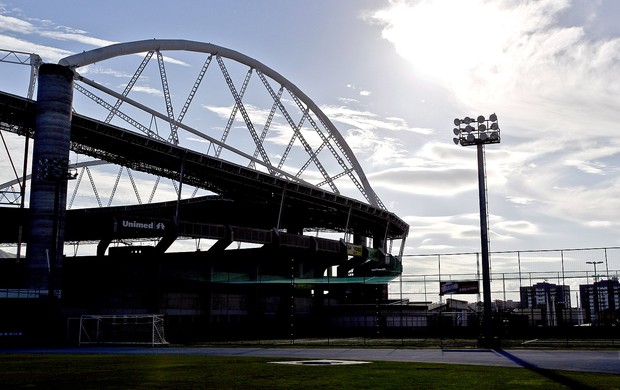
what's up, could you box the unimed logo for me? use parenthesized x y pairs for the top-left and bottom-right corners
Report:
(122, 220), (166, 230)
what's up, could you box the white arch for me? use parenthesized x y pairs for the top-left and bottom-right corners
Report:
(59, 39), (383, 208)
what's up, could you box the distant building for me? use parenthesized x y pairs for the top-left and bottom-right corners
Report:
(428, 298), (474, 328)
(520, 282), (571, 309)
(428, 298), (471, 313)
(579, 278), (620, 325)
(494, 299), (520, 311)
(519, 282), (571, 326)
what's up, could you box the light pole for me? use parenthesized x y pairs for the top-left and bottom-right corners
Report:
(586, 261), (603, 282)
(452, 113), (500, 348)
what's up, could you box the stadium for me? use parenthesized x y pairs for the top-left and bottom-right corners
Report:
(0, 40), (409, 345)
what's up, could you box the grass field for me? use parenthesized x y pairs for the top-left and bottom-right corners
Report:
(0, 354), (618, 389)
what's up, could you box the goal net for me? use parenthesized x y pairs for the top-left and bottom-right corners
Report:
(78, 314), (167, 346)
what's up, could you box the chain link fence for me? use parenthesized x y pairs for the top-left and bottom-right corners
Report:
(8, 246), (618, 346)
(394, 247), (620, 306)
(154, 247), (620, 345)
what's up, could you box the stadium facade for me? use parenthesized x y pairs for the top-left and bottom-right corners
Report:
(0, 55), (409, 345)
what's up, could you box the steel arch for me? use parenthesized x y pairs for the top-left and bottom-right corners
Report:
(59, 39), (385, 209)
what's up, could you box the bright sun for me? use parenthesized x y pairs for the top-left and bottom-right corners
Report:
(372, 0), (520, 84)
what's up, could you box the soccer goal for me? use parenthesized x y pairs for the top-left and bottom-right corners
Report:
(78, 314), (167, 346)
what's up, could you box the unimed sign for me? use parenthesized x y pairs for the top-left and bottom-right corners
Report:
(439, 280), (479, 296)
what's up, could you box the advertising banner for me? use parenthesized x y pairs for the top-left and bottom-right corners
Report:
(439, 280), (479, 296)
(346, 243), (363, 257)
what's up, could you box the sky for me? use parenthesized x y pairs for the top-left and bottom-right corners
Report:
(1, 0), (620, 273)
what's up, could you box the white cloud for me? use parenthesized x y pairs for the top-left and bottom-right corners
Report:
(203, 103), (270, 125)
(322, 104), (430, 134)
(130, 85), (163, 96)
(585, 220), (613, 228)
(564, 159), (605, 175)
(0, 35), (71, 62)
(369, 167), (476, 196)
(417, 243), (454, 251)
(38, 30), (115, 48)
(494, 220), (538, 235)
(363, 0), (620, 251)
(371, 0), (620, 137)
(405, 214), (481, 244)
(346, 128), (407, 166)
(0, 10), (189, 66)
(506, 196), (535, 206)
(0, 14), (34, 34)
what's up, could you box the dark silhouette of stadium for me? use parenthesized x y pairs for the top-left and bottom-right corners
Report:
(0, 41), (408, 344)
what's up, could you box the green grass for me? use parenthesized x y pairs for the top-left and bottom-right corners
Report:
(0, 354), (617, 389)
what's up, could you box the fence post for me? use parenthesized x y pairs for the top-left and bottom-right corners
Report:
(438, 254), (442, 303)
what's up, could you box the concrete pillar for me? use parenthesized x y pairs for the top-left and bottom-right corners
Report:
(372, 230), (386, 252)
(27, 64), (74, 294)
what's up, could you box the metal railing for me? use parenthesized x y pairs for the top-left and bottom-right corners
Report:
(393, 247), (620, 305)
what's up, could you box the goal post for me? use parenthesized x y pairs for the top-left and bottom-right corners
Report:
(78, 314), (167, 346)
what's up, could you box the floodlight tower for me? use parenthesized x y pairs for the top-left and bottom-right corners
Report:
(452, 113), (501, 348)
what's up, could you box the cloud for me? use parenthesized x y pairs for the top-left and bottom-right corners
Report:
(130, 85), (163, 97)
(0, 14), (34, 34)
(345, 128), (407, 166)
(200, 101), (429, 171)
(585, 221), (613, 228)
(494, 220), (538, 235)
(0, 11), (112, 63)
(405, 214), (479, 239)
(364, 0), (620, 249)
(316, 104), (435, 167)
(369, 167), (476, 196)
(400, 212), (541, 256)
(417, 242), (455, 252)
(202, 103), (322, 149)
(0, 10), (188, 66)
(0, 35), (72, 62)
(38, 30), (115, 48)
(322, 104), (431, 134)
(564, 159), (605, 175)
(506, 196), (535, 206)
(369, 0), (620, 136)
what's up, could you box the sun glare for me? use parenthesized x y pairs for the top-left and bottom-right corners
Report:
(373, 0), (518, 84)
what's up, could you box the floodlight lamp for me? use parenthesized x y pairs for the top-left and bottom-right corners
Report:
(489, 113), (497, 122)
(453, 137), (460, 145)
(465, 125), (474, 132)
(480, 132), (488, 141)
(467, 134), (475, 142)
(477, 115), (485, 123)
(490, 122), (499, 130)
(478, 123), (487, 131)
(454, 118), (461, 126)
(453, 128), (460, 136)
(463, 117), (472, 124)
(489, 132), (499, 140)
